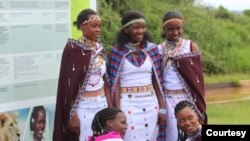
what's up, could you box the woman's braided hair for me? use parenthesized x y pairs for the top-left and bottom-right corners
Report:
(174, 100), (196, 117)
(174, 100), (198, 141)
(90, 107), (123, 141)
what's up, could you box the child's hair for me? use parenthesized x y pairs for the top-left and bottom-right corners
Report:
(30, 106), (46, 131)
(90, 107), (123, 141)
(174, 100), (196, 117)
(174, 100), (199, 141)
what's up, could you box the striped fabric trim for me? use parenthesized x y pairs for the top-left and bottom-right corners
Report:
(108, 42), (164, 96)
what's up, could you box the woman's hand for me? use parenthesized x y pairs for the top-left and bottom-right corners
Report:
(158, 112), (166, 126)
(69, 113), (80, 135)
(103, 75), (113, 107)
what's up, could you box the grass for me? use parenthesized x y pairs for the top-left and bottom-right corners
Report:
(205, 73), (250, 124)
(207, 100), (250, 124)
(204, 73), (250, 84)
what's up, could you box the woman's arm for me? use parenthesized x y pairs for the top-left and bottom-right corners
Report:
(103, 76), (113, 107)
(152, 73), (166, 125)
(191, 42), (200, 52)
(113, 79), (121, 109)
(152, 73), (165, 109)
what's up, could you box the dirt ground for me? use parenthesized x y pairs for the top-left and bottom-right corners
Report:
(205, 81), (250, 104)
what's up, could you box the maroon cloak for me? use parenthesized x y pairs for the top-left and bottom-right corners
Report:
(173, 52), (207, 124)
(53, 39), (105, 141)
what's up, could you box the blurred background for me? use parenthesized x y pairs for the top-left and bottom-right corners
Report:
(97, 0), (250, 124)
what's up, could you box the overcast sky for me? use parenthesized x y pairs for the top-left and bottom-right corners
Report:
(196, 0), (250, 11)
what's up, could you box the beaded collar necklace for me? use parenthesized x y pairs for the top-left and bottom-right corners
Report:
(163, 38), (182, 56)
(126, 42), (143, 52)
(161, 37), (182, 67)
(79, 36), (97, 51)
(128, 41), (140, 46)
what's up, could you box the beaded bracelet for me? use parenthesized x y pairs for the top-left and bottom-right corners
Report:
(159, 108), (166, 115)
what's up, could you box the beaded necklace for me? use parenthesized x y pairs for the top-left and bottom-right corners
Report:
(87, 55), (103, 87)
(128, 41), (140, 47)
(162, 38), (182, 68)
(127, 42), (142, 52)
(79, 36), (97, 52)
(78, 36), (104, 87)
(125, 42), (147, 67)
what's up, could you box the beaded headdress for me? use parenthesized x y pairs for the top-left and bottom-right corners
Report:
(122, 18), (145, 29)
(82, 16), (101, 25)
(163, 18), (182, 27)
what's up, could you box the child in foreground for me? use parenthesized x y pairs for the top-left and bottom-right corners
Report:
(88, 107), (127, 141)
(175, 100), (202, 141)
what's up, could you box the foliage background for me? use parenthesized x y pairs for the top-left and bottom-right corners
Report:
(97, 0), (250, 75)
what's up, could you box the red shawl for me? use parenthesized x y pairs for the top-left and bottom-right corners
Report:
(53, 39), (104, 141)
(173, 52), (207, 124)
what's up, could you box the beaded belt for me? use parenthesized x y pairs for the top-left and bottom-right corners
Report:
(81, 87), (104, 98)
(121, 85), (154, 93)
(164, 89), (186, 94)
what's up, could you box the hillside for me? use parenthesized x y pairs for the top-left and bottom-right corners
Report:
(98, 0), (250, 75)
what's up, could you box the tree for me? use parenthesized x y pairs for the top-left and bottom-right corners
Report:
(243, 9), (250, 17)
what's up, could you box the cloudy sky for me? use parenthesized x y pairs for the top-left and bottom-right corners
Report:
(196, 0), (250, 11)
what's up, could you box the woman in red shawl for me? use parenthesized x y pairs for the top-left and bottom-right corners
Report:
(53, 8), (112, 141)
(158, 10), (207, 141)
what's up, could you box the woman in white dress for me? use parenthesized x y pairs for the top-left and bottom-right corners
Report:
(53, 8), (112, 141)
(108, 10), (166, 141)
(158, 10), (207, 141)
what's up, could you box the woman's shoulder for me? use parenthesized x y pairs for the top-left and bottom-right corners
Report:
(181, 39), (200, 52)
(63, 38), (84, 50)
(110, 45), (126, 55)
(146, 42), (157, 47)
(156, 41), (165, 55)
(110, 45), (121, 51)
(66, 38), (82, 46)
(144, 42), (161, 55)
(93, 131), (123, 141)
(65, 38), (102, 49)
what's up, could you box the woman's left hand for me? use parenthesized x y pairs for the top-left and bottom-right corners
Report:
(158, 112), (166, 125)
(68, 113), (80, 135)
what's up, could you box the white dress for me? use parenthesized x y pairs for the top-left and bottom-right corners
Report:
(158, 39), (193, 141)
(120, 56), (159, 141)
(77, 45), (108, 141)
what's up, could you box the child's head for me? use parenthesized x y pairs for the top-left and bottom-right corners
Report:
(174, 100), (201, 135)
(91, 107), (127, 139)
(30, 106), (46, 140)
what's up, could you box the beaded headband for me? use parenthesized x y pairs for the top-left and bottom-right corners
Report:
(163, 18), (182, 27)
(122, 18), (145, 29)
(82, 16), (101, 25)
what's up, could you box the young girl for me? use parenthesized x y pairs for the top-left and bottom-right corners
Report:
(158, 10), (207, 141)
(174, 100), (202, 141)
(30, 106), (46, 141)
(53, 8), (112, 141)
(108, 10), (165, 141)
(89, 107), (127, 141)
